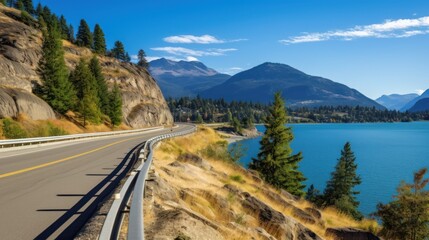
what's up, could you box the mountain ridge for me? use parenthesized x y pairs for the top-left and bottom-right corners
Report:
(401, 89), (429, 111)
(149, 58), (230, 98)
(201, 62), (385, 109)
(376, 93), (419, 110)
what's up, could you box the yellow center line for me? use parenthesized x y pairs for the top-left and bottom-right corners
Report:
(0, 136), (142, 179)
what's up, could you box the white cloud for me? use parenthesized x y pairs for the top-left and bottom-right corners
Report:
(416, 89), (425, 95)
(163, 34), (248, 44)
(186, 56), (199, 61)
(150, 47), (237, 57)
(164, 35), (224, 44)
(280, 16), (429, 44)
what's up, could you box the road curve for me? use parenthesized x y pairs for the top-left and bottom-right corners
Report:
(0, 124), (190, 240)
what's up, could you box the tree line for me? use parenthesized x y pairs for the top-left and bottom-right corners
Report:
(167, 97), (429, 125)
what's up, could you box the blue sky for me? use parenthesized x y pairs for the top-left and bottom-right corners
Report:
(39, 0), (429, 99)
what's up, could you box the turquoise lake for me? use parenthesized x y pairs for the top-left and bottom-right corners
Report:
(233, 122), (429, 216)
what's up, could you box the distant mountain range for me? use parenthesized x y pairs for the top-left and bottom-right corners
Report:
(400, 89), (429, 112)
(149, 58), (230, 98)
(408, 98), (429, 112)
(376, 94), (419, 111)
(200, 62), (385, 109)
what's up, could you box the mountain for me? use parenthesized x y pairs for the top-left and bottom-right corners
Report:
(376, 93), (419, 110)
(400, 89), (429, 112)
(149, 58), (230, 98)
(201, 62), (385, 109)
(0, 5), (172, 127)
(408, 98), (429, 112)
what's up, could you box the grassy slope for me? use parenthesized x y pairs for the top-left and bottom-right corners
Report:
(153, 127), (378, 239)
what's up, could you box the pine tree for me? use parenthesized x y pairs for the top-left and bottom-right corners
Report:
(137, 49), (148, 68)
(22, 0), (34, 14)
(93, 24), (106, 55)
(322, 142), (362, 220)
(35, 2), (42, 17)
(110, 40), (126, 61)
(69, 59), (101, 125)
(67, 24), (75, 43)
(375, 168), (429, 240)
(58, 15), (69, 40)
(88, 56), (109, 115)
(249, 92), (306, 197)
(306, 184), (321, 204)
(0, 0), (6, 6)
(14, 0), (23, 10)
(108, 83), (122, 126)
(124, 52), (131, 62)
(76, 19), (93, 48)
(37, 21), (76, 114)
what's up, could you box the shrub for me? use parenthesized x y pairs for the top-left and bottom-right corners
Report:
(1, 118), (28, 139)
(229, 175), (245, 184)
(200, 140), (229, 160)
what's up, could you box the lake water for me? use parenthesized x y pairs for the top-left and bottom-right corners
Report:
(233, 122), (429, 216)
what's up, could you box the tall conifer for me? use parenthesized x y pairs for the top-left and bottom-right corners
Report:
(69, 59), (101, 125)
(109, 83), (122, 126)
(76, 19), (93, 48)
(322, 142), (362, 219)
(88, 56), (109, 115)
(249, 92), (306, 197)
(110, 41), (126, 61)
(38, 21), (76, 114)
(93, 24), (106, 55)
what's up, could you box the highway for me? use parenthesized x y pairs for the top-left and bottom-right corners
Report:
(0, 125), (190, 240)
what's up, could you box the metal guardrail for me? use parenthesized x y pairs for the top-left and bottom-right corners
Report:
(0, 127), (164, 148)
(99, 124), (196, 240)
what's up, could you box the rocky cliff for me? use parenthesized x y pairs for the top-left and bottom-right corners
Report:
(0, 5), (172, 127)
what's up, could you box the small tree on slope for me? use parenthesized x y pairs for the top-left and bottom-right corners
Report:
(249, 92), (306, 197)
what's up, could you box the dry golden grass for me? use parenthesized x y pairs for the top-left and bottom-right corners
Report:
(152, 126), (379, 239)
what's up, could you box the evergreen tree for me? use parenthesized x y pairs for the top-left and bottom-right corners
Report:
(88, 56), (109, 115)
(0, 0), (6, 6)
(37, 21), (76, 114)
(14, 0), (23, 10)
(137, 49), (148, 68)
(322, 142), (362, 220)
(93, 24), (106, 55)
(110, 40), (126, 61)
(375, 168), (429, 240)
(67, 24), (75, 43)
(22, 0), (34, 14)
(35, 3), (42, 17)
(306, 184), (321, 204)
(108, 83), (122, 126)
(76, 19), (93, 48)
(69, 59), (101, 125)
(124, 52), (131, 62)
(58, 15), (69, 40)
(249, 92), (306, 197)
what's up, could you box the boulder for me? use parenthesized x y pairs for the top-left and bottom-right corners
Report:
(326, 227), (380, 240)
(240, 192), (322, 240)
(144, 209), (223, 240)
(292, 207), (317, 225)
(177, 153), (212, 170)
(0, 87), (56, 120)
(305, 208), (322, 220)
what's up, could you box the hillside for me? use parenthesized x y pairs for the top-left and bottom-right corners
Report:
(0, 5), (172, 128)
(149, 58), (230, 98)
(409, 98), (429, 112)
(376, 93), (419, 110)
(146, 127), (380, 240)
(401, 89), (429, 112)
(201, 62), (385, 109)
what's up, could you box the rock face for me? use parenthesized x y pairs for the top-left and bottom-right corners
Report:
(0, 87), (56, 119)
(326, 228), (380, 240)
(0, 5), (173, 127)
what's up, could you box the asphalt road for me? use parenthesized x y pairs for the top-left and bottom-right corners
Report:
(0, 125), (189, 240)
